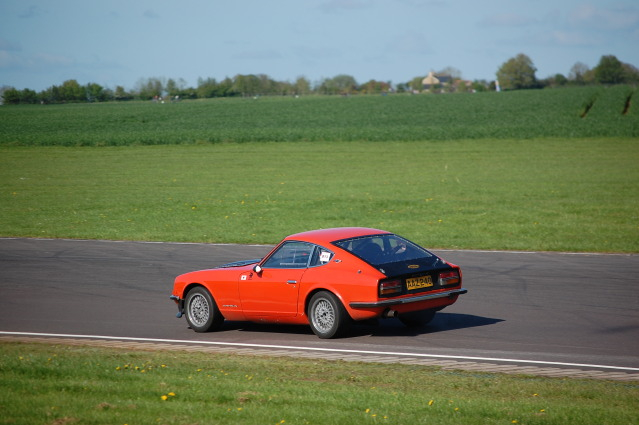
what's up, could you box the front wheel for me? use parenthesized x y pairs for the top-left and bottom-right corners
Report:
(184, 287), (224, 332)
(308, 291), (351, 339)
(398, 309), (436, 327)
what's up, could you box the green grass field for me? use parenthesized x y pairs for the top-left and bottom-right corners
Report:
(1, 138), (637, 251)
(1, 342), (637, 425)
(1, 89), (638, 424)
(1, 88), (638, 252)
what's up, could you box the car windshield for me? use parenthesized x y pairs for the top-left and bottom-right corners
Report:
(333, 234), (434, 266)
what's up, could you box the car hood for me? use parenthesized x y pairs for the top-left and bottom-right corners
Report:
(218, 258), (262, 268)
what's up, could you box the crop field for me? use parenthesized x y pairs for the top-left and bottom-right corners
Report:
(1, 86), (638, 252)
(0, 86), (637, 146)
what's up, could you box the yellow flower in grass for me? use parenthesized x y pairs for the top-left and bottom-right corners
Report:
(161, 395), (168, 401)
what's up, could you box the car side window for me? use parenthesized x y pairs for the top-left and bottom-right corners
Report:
(309, 247), (334, 267)
(262, 241), (314, 269)
(262, 241), (334, 269)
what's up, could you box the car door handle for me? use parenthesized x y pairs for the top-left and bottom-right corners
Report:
(286, 280), (297, 284)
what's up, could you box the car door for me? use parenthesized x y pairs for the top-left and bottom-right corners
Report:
(238, 241), (313, 318)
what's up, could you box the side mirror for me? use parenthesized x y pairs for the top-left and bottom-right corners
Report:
(253, 264), (262, 274)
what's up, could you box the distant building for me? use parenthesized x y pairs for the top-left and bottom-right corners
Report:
(422, 72), (452, 90)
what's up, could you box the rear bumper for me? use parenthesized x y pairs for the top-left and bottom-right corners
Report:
(349, 288), (467, 309)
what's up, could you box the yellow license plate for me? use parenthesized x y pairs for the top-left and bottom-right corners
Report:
(406, 275), (433, 290)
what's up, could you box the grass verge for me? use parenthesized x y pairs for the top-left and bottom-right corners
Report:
(1, 139), (638, 252)
(1, 341), (637, 425)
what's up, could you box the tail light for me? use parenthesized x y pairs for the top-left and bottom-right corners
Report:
(379, 279), (402, 296)
(439, 270), (460, 286)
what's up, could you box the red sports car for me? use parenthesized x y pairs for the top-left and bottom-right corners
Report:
(170, 227), (466, 338)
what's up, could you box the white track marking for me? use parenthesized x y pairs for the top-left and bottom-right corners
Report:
(2, 331), (637, 372)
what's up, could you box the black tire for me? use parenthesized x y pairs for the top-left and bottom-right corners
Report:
(184, 287), (224, 332)
(308, 291), (351, 339)
(398, 309), (436, 327)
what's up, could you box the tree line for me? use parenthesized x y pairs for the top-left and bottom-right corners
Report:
(2, 54), (637, 105)
(496, 54), (638, 90)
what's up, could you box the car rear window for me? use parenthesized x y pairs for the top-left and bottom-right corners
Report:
(333, 234), (434, 266)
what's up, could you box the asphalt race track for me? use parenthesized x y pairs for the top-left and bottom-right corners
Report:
(1, 238), (638, 377)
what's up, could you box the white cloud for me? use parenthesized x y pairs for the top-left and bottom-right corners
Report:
(479, 12), (537, 27)
(546, 30), (598, 47)
(232, 49), (284, 61)
(0, 50), (17, 68)
(293, 45), (342, 60)
(569, 3), (639, 30)
(318, 0), (375, 13)
(0, 38), (21, 52)
(33, 52), (75, 67)
(143, 9), (160, 19)
(387, 31), (433, 55)
(18, 5), (41, 19)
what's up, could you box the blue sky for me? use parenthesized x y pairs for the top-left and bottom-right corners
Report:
(1, 0), (638, 91)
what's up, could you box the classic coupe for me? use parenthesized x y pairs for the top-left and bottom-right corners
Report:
(170, 227), (466, 338)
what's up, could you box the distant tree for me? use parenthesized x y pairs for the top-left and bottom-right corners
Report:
(197, 77), (217, 98)
(554, 73), (568, 86)
(455, 79), (471, 93)
(594, 55), (625, 84)
(317, 74), (358, 95)
(59, 79), (84, 102)
(85, 82), (105, 102)
(21, 88), (39, 103)
(166, 78), (189, 97)
(293, 76), (311, 95)
(233, 74), (261, 97)
(496, 53), (537, 90)
(135, 77), (164, 100)
(569, 62), (590, 85)
(471, 80), (489, 92)
(359, 79), (390, 94)
(437, 66), (462, 80)
(114, 85), (131, 101)
(2, 87), (21, 104)
(333, 74), (358, 94)
(315, 78), (332, 95)
(257, 74), (278, 95)
(622, 63), (639, 84)
(395, 82), (409, 93)
(540, 73), (568, 88)
(40, 86), (59, 103)
(217, 77), (235, 97)
(408, 76), (423, 92)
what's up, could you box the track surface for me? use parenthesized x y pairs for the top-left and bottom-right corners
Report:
(1, 238), (638, 374)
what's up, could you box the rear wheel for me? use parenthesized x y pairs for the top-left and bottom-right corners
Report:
(398, 309), (436, 327)
(184, 287), (224, 332)
(308, 291), (351, 339)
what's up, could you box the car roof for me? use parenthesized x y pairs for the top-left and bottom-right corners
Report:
(285, 227), (391, 246)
